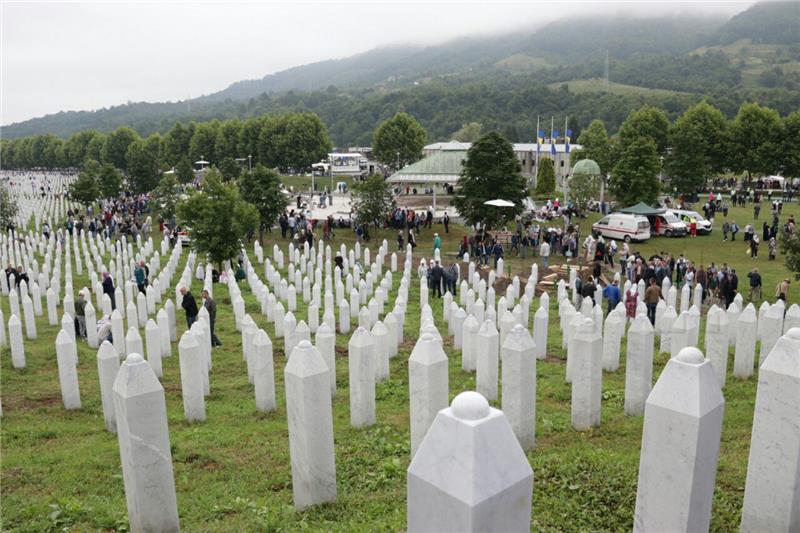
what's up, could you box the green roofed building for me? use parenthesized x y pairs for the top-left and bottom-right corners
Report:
(387, 149), (466, 188)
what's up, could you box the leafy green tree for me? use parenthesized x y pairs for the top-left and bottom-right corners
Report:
(98, 163), (123, 199)
(780, 111), (800, 177)
(570, 119), (614, 174)
(666, 102), (729, 194)
(68, 167), (101, 206)
(238, 165), (289, 241)
(153, 173), (181, 224)
(611, 138), (661, 206)
(451, 122), (482, 142)
(103, 127), (139, 170)
(217, 157), (241, 181)
(568, 173), (600, 213)
(275, 113), (332, 171)
(85, 134), (107, 164)
(351, 175), (394, 227)
(453, 131), (527, 229)
(534, 158), (556, 195)
(215, 119), (244, 161)
(373, 112), (427, 168)
(176, 157), (195, 184)
(189, 121), (220, 165)
(163, 122), (195, 166)
(126, 138), (160, 193)
(0, 187), (18, 228)
(780, 229), (800, 277)
(618, 105), (670, 155)
(176, 170), (259, 269)
(64, 130), (101, 168)
(728, 102), (782, 178)
(240, 117), (266, 164)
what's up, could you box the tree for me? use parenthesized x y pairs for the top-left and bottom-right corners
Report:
(98, 163), (123, 199)
(350, 175), (394, 227)
(534, 158), (556, 195)
(568, 173), (600, 213)
(217, 157), (241, 181)
(103, 127), (139, 170)
(68, 166), (101, 206)
(85, 134), (107, 164)
(274, 113), (332, 171)
(163, 122), (195, 166)
(153, 173), (181, 224)
(451, 122), (482, 142)
(728, 102), (782, 177)
(611, 138), (661, 206)
(215, 119), (243, 161)
(453, 132), (527, 228)
(238, 165), (289, 241)
(666, 102), (729, 195)
(373, 112), (427, 168)
(780, 229), (800, 278)
(64, 130), (101, 168)
(189, 121), (220, 165)
(176, 157), (195, 184)
(780, 111), (800, 177)
(126, 138), (160, 193)
(0, 187), (18, 228)
(176, 170), (259, 269)
(617, 105), (670, 155)
(570, 120), (614, 174)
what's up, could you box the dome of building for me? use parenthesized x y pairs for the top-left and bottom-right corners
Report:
(572, 159), (601, 176)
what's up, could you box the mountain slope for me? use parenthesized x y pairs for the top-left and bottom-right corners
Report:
(713, 1), (800, 45)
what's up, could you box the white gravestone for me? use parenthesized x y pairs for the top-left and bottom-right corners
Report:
(96, 341), (120, 433)
(624, 316), (654, 416)
(285, 340), (337, 510)
(633, 347), (724, 533)
(475, 319), (499, 402)
(407, 391), (533, 533)
(348, 327), (376, 428)
(571, 318), (602, 431)
(178, 332), (206, 422)
(408, 333), (449, 457)
(253, 329), (276, 412)
(113, 353), (180, 532)
(501, 324), (536, 450)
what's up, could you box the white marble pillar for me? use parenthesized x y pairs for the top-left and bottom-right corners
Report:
(96, 340), (120, 432)
(285, 340), (337, 510)
(533, 305), (549, 361)
(408, 333), (449, 457)
(461, 314), (479, 372)
(178, 331), (205, 422)
(315, 322), (336, 396)
(113, 353), (180, 532)
(8, 314), (25, 369)
(476, 319), (499, 402)
(348, 326), (376, 428)
(253, 328), (276, 412)
(407, 391), (533, 533)
(501, 324), (536, 450)
(624, 316), (654, 416)
(633, 347), (724, 533)
(571, 318), (601, 431)
(55, 329), (81, 409)
(733, 303), (758, 379)
(704, 306), (730, 387)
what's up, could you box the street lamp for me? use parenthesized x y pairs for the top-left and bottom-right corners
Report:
(248, 154), (252, 173)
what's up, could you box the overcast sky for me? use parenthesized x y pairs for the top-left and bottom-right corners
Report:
(1, 0), (752, 126)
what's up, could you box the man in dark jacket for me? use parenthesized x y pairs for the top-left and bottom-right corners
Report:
(102, 272), (116, 309)
(429, 261), (444, 298)
(202, 289), (222, 346)
(180, 286), (198, 328)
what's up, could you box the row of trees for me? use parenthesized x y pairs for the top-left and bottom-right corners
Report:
(568, 102), (800, 204)
(1, 112), (333, 192)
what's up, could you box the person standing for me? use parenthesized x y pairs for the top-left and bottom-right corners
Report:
(443, 211), (450, 233)
(644, 277), (661, 326)
(202, 289), (222, 347)
(180, 287), (198, 328)
(430, 261), (444, 298)
(134, 260), (148, 294)
(602, 279), (621, 316)
(433, 233), (441, 254)
(75, 290), (87, 339)
(750, 234), (760, 259)
(747, 268), (762, 302)
(102, 272), (116, 310)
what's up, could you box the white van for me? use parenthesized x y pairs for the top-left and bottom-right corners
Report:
(592, 213), (651, 242)
(652, 211), (688, 237)
(670, 208), (712, 234)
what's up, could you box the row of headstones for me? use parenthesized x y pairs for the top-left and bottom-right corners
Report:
(90, 300), (800, 533)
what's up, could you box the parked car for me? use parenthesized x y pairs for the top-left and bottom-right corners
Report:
(592, 213), (651, 242)
(651, 212), (688, 237)
(669, 208), (713, 234)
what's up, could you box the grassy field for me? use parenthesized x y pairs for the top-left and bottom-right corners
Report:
(691, 38), (800, 89)
(1, 201), (798, 531)
(546, 79), (687, 97)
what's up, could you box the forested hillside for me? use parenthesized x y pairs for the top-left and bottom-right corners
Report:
(2, 2), (798, 144)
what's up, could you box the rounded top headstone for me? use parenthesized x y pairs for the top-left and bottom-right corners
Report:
(451, 391), (490, 420)
(126, 353), (144, 364)
(296, 339), (313, 350)
(676, 346), (704, 364)
(786, 327), (800, 341)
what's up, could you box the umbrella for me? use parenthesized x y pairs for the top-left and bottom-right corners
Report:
(483, 199), (515, 207)
(194, 160), (210, 165)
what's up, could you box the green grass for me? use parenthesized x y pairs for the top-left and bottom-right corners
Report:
(547, 79), (686, 97)
(1, 200), (798, 531)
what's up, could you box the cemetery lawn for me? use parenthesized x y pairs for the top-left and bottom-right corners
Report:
(1, 201), (798, 532)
